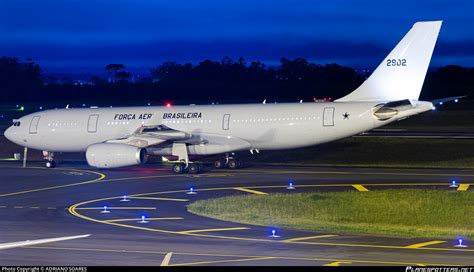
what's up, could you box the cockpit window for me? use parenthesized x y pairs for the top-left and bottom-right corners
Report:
(12, 121), (21, 127)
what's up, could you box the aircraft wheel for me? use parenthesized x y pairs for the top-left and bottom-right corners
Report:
(172, 163), (185, 174)
(214, 159), (225, 169)
(228, 159), (239, 169)
(187, 164), (200, 174)
(46, 161), (56, 168)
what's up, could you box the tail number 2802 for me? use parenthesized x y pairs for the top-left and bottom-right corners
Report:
(386, 59), (406, 66)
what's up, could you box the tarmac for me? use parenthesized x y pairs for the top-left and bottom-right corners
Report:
(0, 161), (473, 266)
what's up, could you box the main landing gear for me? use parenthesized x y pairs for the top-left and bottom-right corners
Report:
(171, 143), (204, 174)
(213, 153), (243, 170)
(43, 151), (56, 168)
(172, 162), (204, 174)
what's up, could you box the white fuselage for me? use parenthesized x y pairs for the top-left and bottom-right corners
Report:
(4, 101), (430, 155)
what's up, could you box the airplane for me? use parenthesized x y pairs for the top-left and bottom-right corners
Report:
(4, 21), (458, 174)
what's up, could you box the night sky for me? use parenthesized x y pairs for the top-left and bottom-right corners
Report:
(0, 0), (472, 73)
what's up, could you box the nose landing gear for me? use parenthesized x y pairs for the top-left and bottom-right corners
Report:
(43, 151), (56, 168)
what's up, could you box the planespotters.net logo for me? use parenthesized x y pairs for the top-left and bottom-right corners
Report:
(406, 267), (474, 272)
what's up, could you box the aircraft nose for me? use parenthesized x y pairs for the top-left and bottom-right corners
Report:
(4, 126), (13, 141)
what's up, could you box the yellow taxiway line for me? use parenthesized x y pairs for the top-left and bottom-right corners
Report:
(75, 207), (157, 210)
(234, 187), (268, 195)
(352, 184), (369, 192)
(160, 252), (173, 266)
(282, 234), (339, 243)
(129, 196), (188, 202)
(177, 227), (250, 234)
(0, 168), (106, 198)
(104, 217), (183, 223)
(457, 184), (470, 191)
(68, 183), (474, 254)
(169, 256), (277, 266)
(23, 245), (463, 266)
(405, 241), (446, 249)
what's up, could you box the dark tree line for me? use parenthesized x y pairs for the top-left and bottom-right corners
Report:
(0, 56), (472, 104)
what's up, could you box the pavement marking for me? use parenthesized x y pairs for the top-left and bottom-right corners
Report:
(352, 184), (369, 192)
(13, 206), (24, 209)
(405, 240), (446, 249)
(170, 256), (277, 266)
(47, 207), (57, 210)
(457, 184), (470, 191)
(101, 174), (178, 182)
(219, 169), (474, 178)
(30, 207), (40, 209)
(0, 206), (6, 208)
(0, 168), (106, 198)
(160, 252), (173, 266)
(323, 261), (352, 266)
(104, 217), (183, 223)
(177, 227), (250, 234)
(129, 196), (188, 202)
(23, 245), (463, 266)
(68, 184), (474, 254)
(75, 207), (157, 210)
(282, 234), (339, 242)
(234, 187), (268, 195)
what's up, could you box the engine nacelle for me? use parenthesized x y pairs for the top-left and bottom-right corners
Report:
(86, 143), (148, 168)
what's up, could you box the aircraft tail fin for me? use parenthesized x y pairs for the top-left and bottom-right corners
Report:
(336, 21), (442, 102)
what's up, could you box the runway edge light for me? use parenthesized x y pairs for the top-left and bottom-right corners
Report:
(455, 238), (467, 248)
(187, 187), (197, 195)
(269, 228), (280, 238)
(138, 215), (149, 224)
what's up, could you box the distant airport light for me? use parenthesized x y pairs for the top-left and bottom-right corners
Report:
(82, 104), (86, 107)
(454, 99), (459, 103)
(147, 102), (151, 106)
(39, 106), (43, 110)
(187, 187), (197, 195)
(439, 102), (443, 105)
(138, 215), (149, 224)
(450, 180), (458, 188)
(287, 181), (295, 190)
(455, 238), (467, 248)
(165, 102), (172, 107)
(269, 229), (280, 238)
(19, 106), (24, 111)
(120, 195), (130, 202)
(101, 206), (110, 214)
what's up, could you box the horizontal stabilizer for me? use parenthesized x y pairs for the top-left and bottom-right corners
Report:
(431, 95), (467, 105)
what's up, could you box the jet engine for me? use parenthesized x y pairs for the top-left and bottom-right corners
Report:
(86, 143), (148, 168)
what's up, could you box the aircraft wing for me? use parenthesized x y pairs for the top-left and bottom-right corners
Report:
(106, 125), (192, 147)
(106, 125), (251, 154)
